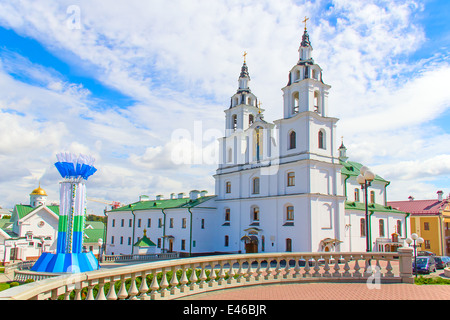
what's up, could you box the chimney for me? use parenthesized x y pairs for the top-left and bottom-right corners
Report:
(178, 193), (185, 199)
(156, 195), (164, 201)
(189, 190), (200, 200)
(437, 190), (443, 202)
(408, 196), (414, 201)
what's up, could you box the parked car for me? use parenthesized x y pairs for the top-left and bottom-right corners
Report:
(417, 251), (436, 256)
(434, 256), (450, 269)
(413, 256), (437, 274)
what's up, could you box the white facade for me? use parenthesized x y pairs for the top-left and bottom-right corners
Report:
(105, 27), (409, 256)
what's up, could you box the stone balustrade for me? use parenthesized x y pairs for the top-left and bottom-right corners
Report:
(0, 248), (414, 300)
(102, 252), (180, 263)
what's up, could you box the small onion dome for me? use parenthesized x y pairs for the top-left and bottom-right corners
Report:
(30, 185), (47, 196)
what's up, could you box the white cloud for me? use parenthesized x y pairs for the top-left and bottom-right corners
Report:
(0, 0), (449, 210)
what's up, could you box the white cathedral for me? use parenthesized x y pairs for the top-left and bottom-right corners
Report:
(105, 27), (409, 257)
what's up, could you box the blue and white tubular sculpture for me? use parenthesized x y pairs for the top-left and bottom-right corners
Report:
(32, 153), (99, 273)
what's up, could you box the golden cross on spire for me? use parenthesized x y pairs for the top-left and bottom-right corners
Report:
(302, 16), (309, 30)
(243, 51), (248, 63)
(258, 101), (262, 114)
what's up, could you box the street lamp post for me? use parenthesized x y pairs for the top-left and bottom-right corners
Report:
(406, 233), (424, 278)
(97, 238), (103, 270)
(357, 166), (375, 252)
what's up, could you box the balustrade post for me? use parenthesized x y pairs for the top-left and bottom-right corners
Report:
(199, 263), (208, 289)
(117, 275), (129, 300)
(159, 269), (170, 298)
(96, 278), (107, 300)
(303, 256), (311, 278)
(353, 255), (362, 277)
(139, 271), (150, 300)
(189, 264), (199, 291)
(323, 255), (331, 278)
(106, 276), (118, 300)
(179, 265), (189, 293)
(208, 263), (218, 288)
(293, 257), (301, 279)
(170, 266), (180, 295)
(128, 273), (139, 300)
(150, 270), (160, 300)
(312, 256), (321, 278)
(227, 260), (236, 284)
(397, 247), (414, 283)
(217, 262), (227, 285)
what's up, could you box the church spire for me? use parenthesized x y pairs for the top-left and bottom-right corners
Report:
(299, 16), (313, 62)
(238, 52), (251, 92)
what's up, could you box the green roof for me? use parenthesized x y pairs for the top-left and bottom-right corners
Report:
(134, 234), (156, 247)
(14, 204), (60, 220)
(345, 201), (406, 214)
(340, 160), (388, 183)
(109, 195), (216, 213)
(83, 226), (105, 244)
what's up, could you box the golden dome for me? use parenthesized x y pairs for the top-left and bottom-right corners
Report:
(30, 185), (47, 196)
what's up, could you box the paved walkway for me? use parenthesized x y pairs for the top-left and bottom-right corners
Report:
(178, 281), (450, 300)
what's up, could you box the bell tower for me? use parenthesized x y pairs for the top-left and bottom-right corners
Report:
(224, 53), (262, 136)
(282, 20), (331, 119)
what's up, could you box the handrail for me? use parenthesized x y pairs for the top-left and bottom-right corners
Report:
(0, 248), (414, 300)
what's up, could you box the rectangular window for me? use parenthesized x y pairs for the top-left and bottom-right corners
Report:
(424, 240), (431, 249)
(121, 219), (124, 227)
(128, 237), (131, 245)
(158, 218), (163, 228)
(424, 222), (430, 230)
(286, 206), (294, 221)
(370, 191), (375, 204)
(225, 209), (231, 222)
(170, 218), (174, 228)
(252, 207), (260, 221)
(226, 182), (231, 194)
(225, 235), (229, 247)
(157, 238), (161, 248)
(120, 236), (123, 245)
(252, 178), (260, 194)
(111, 236), (114, 244)
(201, 219), (205, 229)
(181, 239), (186, 250)
(138, 219), (141, 228)
(287, 172), (295, 187)
(182, 218), (187, 229)
(129, 219), (132, 227)
(112, 219), (115, 227)
(147, 218), (151, 228)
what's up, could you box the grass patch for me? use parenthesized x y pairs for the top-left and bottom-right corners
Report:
(415, 276), (450, 285)
(0, 283), (10, 292)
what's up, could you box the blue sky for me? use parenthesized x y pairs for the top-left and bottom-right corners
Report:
(0, 0), (449, 214)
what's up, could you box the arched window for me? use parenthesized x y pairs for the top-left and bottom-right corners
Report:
(251, 206), (260, 222)
(293, 92), (299, 114)
(379, 220), (385, 237)
(252, 177), (260, 194)
(227, 148), (232, 163)
(318, 130), (325, 149)
(286, 206), (294, 221)
(225, 208), (231, 222)
(354, 188), (360, 202)
(289, 131), (296, 150)
(232, 114), (237, 131)
(286, 238), (292, 252)
(224, 235), (229, 247)
(397, 220), (402, 236)
(295, 69), (300, 81)
(360, 218), (366, 237)
(249, 114), (254, 126)
(314, 91), (320, 112)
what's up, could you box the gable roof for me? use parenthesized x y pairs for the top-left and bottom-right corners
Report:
(108, 195), (216, 213)
(388, 199), (447, 216)
(14, 204), (59, 220)
(134, 234), (156, 247)
(340, 160), (388, 183)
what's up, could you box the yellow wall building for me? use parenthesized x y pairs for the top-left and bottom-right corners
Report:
(389, 191), (449, 256)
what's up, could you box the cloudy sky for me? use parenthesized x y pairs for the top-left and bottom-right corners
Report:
(0, 0), (449, 214)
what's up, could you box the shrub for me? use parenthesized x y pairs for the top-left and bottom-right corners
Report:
(9, 282), (20, 288)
